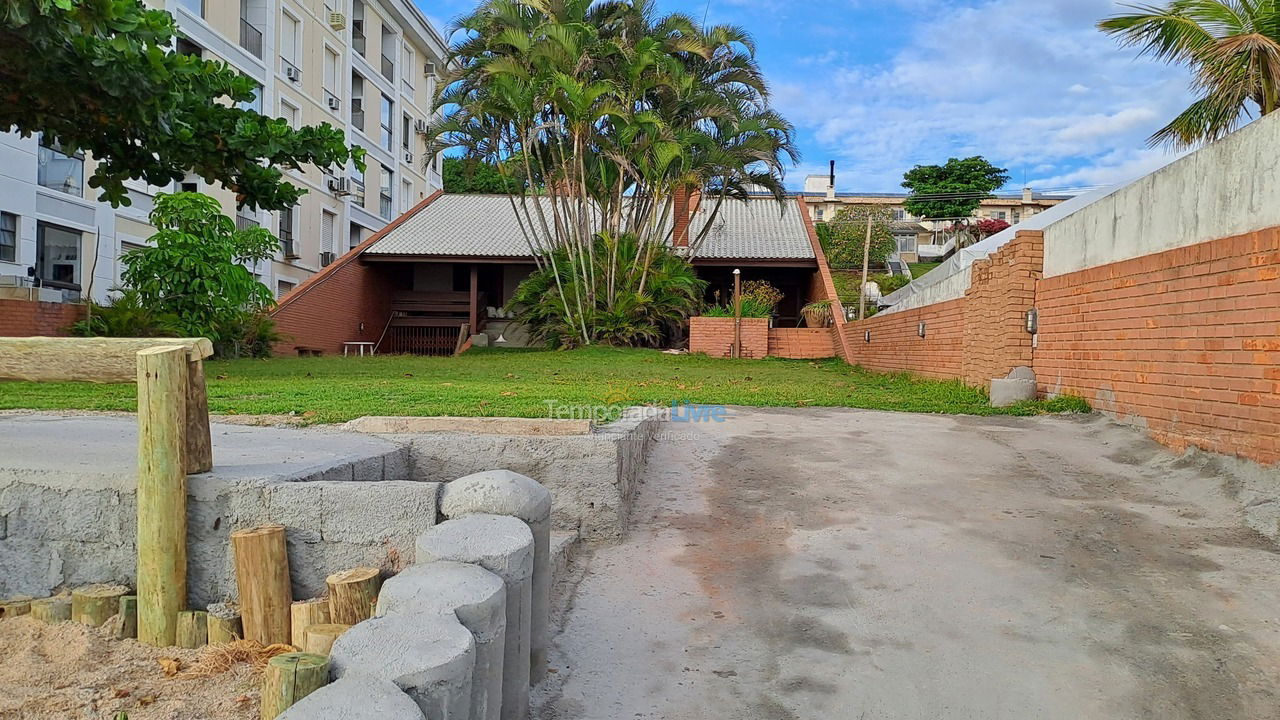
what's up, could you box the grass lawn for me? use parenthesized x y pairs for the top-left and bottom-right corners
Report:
(909, 262), (944, 278)
(0, 347), (1087, 424)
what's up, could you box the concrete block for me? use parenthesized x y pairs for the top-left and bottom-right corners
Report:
(318, 481), (440, 545)
(349, 416), (593, 437)
(441, 470), (553, 685)
(416, 515), (533, 720)
(378, 561), (507, 720)
(277, 674), (425, 720)
(330, 613), (475, 720)
(1007, 366), (1036, 382)
(990, 378), (1038, 407)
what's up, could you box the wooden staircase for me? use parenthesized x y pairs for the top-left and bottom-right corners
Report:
(377, 291), (487, 356)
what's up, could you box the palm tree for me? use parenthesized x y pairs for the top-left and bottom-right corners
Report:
(429, 0), (798, 347)
(1099, 0), (1280, 148)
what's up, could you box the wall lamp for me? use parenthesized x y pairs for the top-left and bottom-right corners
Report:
(1025, 308), (1039, 334)
(864, 330), (872, 343)
(918, 321), (927, 338)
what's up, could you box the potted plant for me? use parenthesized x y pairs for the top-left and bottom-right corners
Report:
(801, 300), (833, 328)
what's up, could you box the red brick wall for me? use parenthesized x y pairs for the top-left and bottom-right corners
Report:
(270, 191), (444, 355)
(962, 231), (1042, 385)
(689, 317), (769, 358)
(0, 298), (86, 337)
(767, 328), (836, 359)
(1036, 227), (1280, 464)
(843, 298), (967, 379)
(795, 197), (856, 363)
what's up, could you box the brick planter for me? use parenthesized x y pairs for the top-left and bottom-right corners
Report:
(689, 316), (769, 358)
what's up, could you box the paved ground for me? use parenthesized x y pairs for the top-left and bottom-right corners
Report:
(533, 408), (1280, 720)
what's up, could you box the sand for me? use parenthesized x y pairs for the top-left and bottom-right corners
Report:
(0, 616), (260, 720)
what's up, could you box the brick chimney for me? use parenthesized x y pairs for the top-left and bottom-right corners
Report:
(1022, 187), (1034, 203)
(673, 186), (699, 248)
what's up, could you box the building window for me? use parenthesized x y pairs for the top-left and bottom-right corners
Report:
(280, 10), (301, 78)
(238, 84), (263, 114)
(37, 138), (84, 197)
(815, 209), (823, 221)
(177, 174), (199, 193)
(402, 113), (412, 152)
(401, 178), (413, 213)
(36, 222), (81, 290)
(238, 1), (263, 59)
(351, 0), (366, 57)
(349, 222), (363, 250)
(896, 234), (917, 254)
(351, 73), (366, 130)
(0, 212), (16, 262)
(236, 208), (259, 231)
(380, 26), (396, 81)
(324, 47), (340, 112)
(280, 98), (300, 129)
(175, 36), (202, 59)
(996, 211), (1007, 220)
(321, 209), (336, 255)
(350, 165), (366, 205)
(277, 280), (296, 299)
(401, 44), (415, 95)
(1012, 211), (1021, 224)
(379, 165), (393, 220)
(893, 208), (906, 221)
(279, 207), (296, 257)
(380, 94), (394, 151)
(176, 0), (203, 17)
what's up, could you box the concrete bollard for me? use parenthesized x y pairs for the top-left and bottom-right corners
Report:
(329, 613), (475, 719)
(276, 674), (425, 720)
(378, 561), (507, 720)
(416, 515), (533, 720)
(990, 378), (1038, 407)
(439, 469), (553, 684)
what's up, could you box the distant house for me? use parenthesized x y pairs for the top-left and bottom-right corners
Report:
(272, 192), (830, 355)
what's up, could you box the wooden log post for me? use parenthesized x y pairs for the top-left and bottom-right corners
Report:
(260, 652), (330, 720)
(30, 596), (72, 623)
(176, 610), (209, 648)
(185, 357), (213, 474)
(136, 346), (190, 647)
(72, 584), (130, 628)
(0, 597), (32, 619)
(326, 568), (381, 626)
(301, 623), (351, 656)
(290, 599), (331, 647)
(208, 603), (243, 644)
(232, 525), (293, 646)
(116, 596), (138, 639)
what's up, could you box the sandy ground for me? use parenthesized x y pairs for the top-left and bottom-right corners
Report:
(0, 617), (259, 720)
(533, 409), (1280, 720)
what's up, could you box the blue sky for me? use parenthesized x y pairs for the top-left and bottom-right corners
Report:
(415, 0), (1197, 194)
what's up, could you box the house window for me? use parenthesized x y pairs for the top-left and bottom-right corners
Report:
(277, 280), (295, 299)
(36, 222), (82, 290)
(280, 10), (301, 78)
(379, 165), (393, 220)
(37, 138), (84, 197)
(996, 211), (1007, 220)
(380, 94), (394, 151)
(896, 234), (917, 254)
(280, 98), (300, 129)
(0, 212), (16, 262)
(815, 209), (824, 221)
(893, 209), (906, 221)
(1012, 211), (1021, 224)
(321, 209), (336, 254)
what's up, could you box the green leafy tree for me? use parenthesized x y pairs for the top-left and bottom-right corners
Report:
(901, 157), (1009, 221)
(432, 0), (798, 346)
(122, 193), (276, 344)
(817, 206), (897, 270)
(1100, 1), (1280, 149)
(0, 0), (363, 210)
(443, 156), (524, 194)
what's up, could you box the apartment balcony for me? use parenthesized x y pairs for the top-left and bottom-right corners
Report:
(239, 18), (263, 59)
(380, 54), (394, 82)
(236, 213), (259, 232)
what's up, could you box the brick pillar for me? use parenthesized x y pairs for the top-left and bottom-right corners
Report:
(962, 230), (1043, 386)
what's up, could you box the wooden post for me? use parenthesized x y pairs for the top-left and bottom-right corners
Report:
(260, 652), (330, 720)
(116, 596), (138, 639)
(185, 358), (213, 474)
(72, 584), (130, 628)
(732, 269), (742, 359)
(325, 567), (381, 626)
(0, 597), (31, 619)
(301, 623), (351, 656)
(858, 213), (872, 321)
(31, 596), (72, 623)
(468, 263), (479, 336)
(290, 599), (331, 647)
(208, 603), (243, 644)
(231, 524), (293, 646)
(136, 345), (190, 647)
(176, 610), (209, 648)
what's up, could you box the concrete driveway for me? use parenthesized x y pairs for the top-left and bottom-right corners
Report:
(533, 408), (1280, 720)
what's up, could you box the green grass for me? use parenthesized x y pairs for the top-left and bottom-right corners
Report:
(909, 262), (944, 278)
(0, 347), (1088, 424)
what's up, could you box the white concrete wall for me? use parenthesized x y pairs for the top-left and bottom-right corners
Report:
(1043, 111), (1280, 278)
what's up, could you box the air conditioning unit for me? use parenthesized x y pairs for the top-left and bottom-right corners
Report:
(284, 65), (302, 83)
(403, 151), (414, 164)
(326, 95), (341, 111)
(328, 12), (346, 30)
(423, 61), (436, 78)
(413, 118), (428, 134)
(328, 176), (350, 195)
(319, 251), (337, 267)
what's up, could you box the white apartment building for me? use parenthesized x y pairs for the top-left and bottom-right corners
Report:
(0, 0), (447, 304)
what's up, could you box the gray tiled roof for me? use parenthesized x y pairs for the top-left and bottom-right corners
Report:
(364, 194), (815, 261)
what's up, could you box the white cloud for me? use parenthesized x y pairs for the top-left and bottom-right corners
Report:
(772, 0), (1196, 192)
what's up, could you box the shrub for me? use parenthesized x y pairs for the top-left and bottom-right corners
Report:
(817, 206), (897, 270)
(872, 274), (910, 294)
(71, 290), (183, 338)
(508, 233), (706, 348)
(703, 297), (775, 319)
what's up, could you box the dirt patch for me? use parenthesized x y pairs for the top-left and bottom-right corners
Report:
(0, 616), (261, 720)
